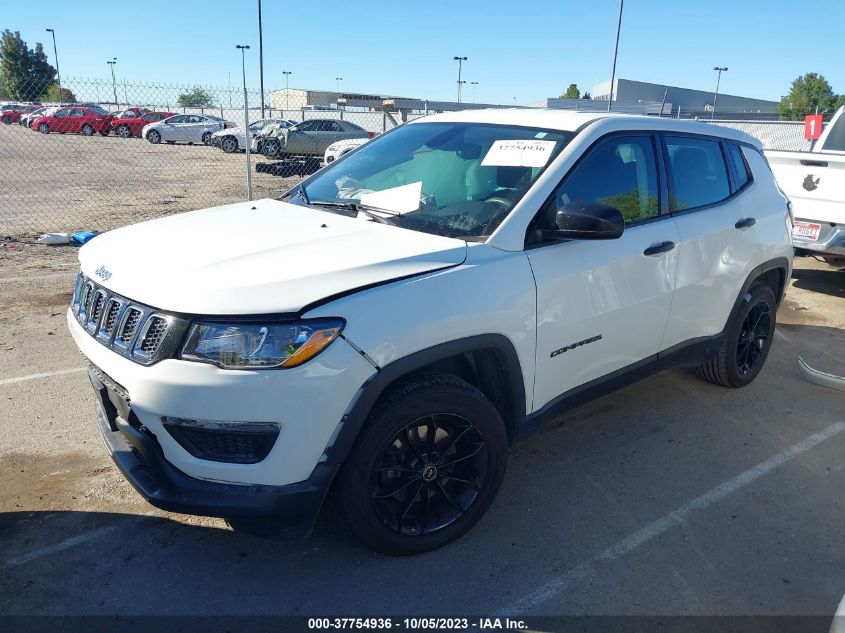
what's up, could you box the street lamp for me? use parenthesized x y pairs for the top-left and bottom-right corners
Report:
(282, 71), (292, 111)
(470, 81), (479, 104)
(45, 29), (61, 103)
(607, 0), (624, 112)
(236, 45), (253, 201)
(335, 77), (343, 94)
(106, 58), (118, 107)
(712, 66), (728, 119)
(257, 0), (265, 118)
(453, 56), (467, 103)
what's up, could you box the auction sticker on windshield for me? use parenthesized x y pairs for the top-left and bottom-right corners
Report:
(482, 139), (557, 167)
(792, 220), (822, 241)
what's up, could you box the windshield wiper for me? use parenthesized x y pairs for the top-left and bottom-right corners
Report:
(307, 199), (400, 225)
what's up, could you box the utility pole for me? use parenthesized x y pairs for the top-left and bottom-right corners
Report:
(107, 58), (118, 106)
(453, 56), (467, 103)
(282, 71), (292, 111)
(712, 66), (728, 120)
(608, 0), (624, 111)
(257, 0), (265, 118)
(236, 45), (253, 201)
(45, 29), (61, 102)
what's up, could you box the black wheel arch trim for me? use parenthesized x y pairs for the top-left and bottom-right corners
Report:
(725, 256), (790, 330)
(322, 334), (527, 466)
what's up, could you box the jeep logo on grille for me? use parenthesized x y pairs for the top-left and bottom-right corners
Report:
(95, 266), (112, 281)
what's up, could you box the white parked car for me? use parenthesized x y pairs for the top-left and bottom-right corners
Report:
(766, 105), (845, 268)
(211, 118), (295, 153)
(323, 137), (370, 165)
(20, 106), (58, 128)
(68, 109), (792, 554)
(142, 113), (233, 145)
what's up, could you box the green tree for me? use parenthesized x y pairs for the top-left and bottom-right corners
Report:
(0, 30), (56, 101)
(560, 83), (580, 99)
(41, 83), (76, 103)
(178, 87), (214, 108)
(582, 91), (591, 100)
(836, 94), (845, 110)
(778, 73), (838, 120)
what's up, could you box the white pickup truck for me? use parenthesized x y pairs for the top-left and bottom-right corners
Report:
(766, 106), (845, 268)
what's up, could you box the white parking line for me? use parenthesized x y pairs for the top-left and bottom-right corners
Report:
(0, 367), (87, 386)
(5, 526), (116, 568)
(499, 421), (845, 616)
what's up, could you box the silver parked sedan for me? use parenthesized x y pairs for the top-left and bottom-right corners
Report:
(258, 119), (372, 158)
(142, 113), (233, 145)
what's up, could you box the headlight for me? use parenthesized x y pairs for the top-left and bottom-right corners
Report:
(180, 319), (344, 369)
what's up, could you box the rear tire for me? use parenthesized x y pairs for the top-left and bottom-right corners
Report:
(701, 283), (776, 388)
(117, 124), (131, 138)
(339, 373), (508, 555)
(82, 124), (94, 136)
(1, 115), (11, 124)
(201, 131), (212, 145)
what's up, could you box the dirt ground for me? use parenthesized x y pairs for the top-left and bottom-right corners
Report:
(0, 123), (299, 235)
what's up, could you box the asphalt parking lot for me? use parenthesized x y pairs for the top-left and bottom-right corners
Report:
(0, 249), (843, 617)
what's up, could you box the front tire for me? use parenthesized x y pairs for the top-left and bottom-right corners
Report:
(39, 123), (49, 134)
(201, 131), (212, 145)
(221, 136), (238, 153)
(1, 115), (11, 124)
(147, 129), (161, 144)
(117, 124), (131, 138)
(701, 282), (776, 388)
(339, 373), (508, 555)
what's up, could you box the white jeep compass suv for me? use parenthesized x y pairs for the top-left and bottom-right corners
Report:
(68, 109), (793, 554)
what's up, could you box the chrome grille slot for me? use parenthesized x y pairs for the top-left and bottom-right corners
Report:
(116, 308), (143, 348)
(96, 298), (123, 343)
(86, 290), (107, 333)
(72, 273), (185, 365)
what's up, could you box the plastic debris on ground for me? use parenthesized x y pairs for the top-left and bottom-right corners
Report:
(36, 232), (71, 245)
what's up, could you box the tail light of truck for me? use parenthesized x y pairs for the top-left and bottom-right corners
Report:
(368, 131), (376, 139)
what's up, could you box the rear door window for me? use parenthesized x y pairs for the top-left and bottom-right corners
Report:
(665, 136), (730, 210)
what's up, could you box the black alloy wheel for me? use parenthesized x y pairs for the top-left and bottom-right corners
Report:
(371, 413), (486, 537)
(736, 300), (772, 376)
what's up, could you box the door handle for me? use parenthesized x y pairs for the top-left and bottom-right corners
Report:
(735, 217), (756, 229)
(643, 241), (676, 256)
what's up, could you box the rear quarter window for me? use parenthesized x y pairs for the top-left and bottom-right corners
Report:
(666, 136), (730, 210)
(727, 143), (751, 190)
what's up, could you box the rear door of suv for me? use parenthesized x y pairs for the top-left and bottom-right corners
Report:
(659, 134), (764, 350)
(527, 132), (680, 411)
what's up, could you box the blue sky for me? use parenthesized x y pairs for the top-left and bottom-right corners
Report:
(7, 0), (845, 105)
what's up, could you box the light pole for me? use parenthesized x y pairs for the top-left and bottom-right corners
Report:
(45, 29), (61, 103)
(335, 77), (343, 94)
(607, 0), (624, 112)
(228, 71), (232, 108)
(712, 66), (728, 120)
(236, 45), (253, 201)
(453, 56), (467, 103)
(257, 0), (265, 118)
(470, 81), (479, 104)
(282, 71), (292, 111)
(107, 58), (118, 106)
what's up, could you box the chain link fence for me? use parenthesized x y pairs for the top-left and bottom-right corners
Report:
(0, 76), (406, 236)
(0, 77), (813, 237)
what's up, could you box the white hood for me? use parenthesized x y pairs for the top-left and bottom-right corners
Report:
(79, 198), (467, 315)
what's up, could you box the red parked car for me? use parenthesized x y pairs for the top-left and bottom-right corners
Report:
(32, 106), (114, 136)
(1, 104), (40, 125)
(112, 110), (175, 138)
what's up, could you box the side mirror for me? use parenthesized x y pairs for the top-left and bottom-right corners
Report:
(554, 202), (625, 240)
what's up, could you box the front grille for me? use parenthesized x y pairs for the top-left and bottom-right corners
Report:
(71, 273), (187, 365)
